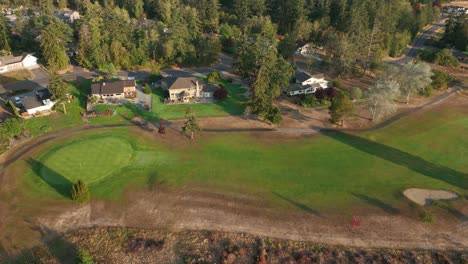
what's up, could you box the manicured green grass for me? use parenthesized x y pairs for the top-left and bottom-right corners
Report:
(90, 103), (158, 125)
(152, 79), (246, 119)
(24, 81), (86, 136)
(21, 104), (468, 211)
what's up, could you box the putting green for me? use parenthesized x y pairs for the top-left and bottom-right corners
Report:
(39, 137), (134, 185)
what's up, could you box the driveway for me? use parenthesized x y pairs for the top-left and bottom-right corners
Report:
(387, 16), (446, 65)
(0, 67), (50, 94)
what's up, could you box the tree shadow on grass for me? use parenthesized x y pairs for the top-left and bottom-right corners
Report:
(33, 226), (78, 264)
(273, 192), (321, 217)
(351, 193), (400, 215)
(25, 158), (72, 199)
(319, 129), (468, 190)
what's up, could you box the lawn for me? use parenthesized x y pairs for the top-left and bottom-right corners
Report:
(0, 69), (32, 85)
(24, 81), (86, 136)
(20, 103), (468, 210)
(152, 79), (247, 119)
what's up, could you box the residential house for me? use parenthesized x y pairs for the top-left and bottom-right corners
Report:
(297, 43), (312, 55)
(20, 88), (55, 116)
(161, 77), (218, 103)
(91, 80), (136, 99)
(288, 71), (329, 96)
(54, 10), (80, 23)
(0, 54), (38, 73)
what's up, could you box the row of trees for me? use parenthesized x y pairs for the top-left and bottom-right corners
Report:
(0, 0), (441, 74)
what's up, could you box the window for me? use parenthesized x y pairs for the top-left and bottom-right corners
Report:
(116, 93), (121, 96)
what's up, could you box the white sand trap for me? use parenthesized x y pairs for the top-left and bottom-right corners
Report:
(403, 188), (459, 206)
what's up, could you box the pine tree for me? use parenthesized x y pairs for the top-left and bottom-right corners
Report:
(182, 108), (201, 140)
(40, 19), (72, 71)
(48, 74), (69, 113)
(71, 180), (90, 203)
(329, 92), (354, 126)
(0, 15), (11, 53)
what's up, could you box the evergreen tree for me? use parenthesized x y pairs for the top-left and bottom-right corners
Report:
(48, 74), (69, 113)
(40, 19), (72, 71)
(71, 180), (90, 203)
(0, 15), (11, 53)
(182, 108), (201, 140)
(328, 92), (354, 126)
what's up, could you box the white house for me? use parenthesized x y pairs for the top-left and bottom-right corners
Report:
(0, 54), (38, 73)
(288, 71), (329, 96)
(20, 89), (55, 116)
(297, 43), (312, 55)
(296, 72), (328, 88)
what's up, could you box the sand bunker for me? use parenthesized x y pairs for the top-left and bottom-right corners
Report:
(403, 188), (459, 206)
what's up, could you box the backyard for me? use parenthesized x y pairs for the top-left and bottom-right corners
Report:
(152, 79), (247, 119)
(18, 98), (468, 209)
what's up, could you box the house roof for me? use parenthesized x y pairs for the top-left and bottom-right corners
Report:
(22, 96), (42, 110)
(311, 73), (325, 80)
(289, 83), (313, 92)
(163, 77), (200, 90)
(296, 71), (312, 83)
(203, 83), (219, 93)
(91, 80), (135, 95)
(36, 88), (51, 100)
(0, 54), (25, 65)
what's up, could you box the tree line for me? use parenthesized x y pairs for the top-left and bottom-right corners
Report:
(0, 0), (441, 71)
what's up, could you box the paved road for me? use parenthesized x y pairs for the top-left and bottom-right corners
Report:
(388, 17), (446, 65)
(62, 53), (235, 81)
(0, 67), (50, 94)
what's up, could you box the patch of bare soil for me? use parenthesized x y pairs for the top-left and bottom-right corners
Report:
(4, 227), (467, 264)
(404, 189), (460, 206)
(445, 1), (468, 8)
(27, 184), (468, 256)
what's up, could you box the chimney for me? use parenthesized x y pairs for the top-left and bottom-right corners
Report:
(195, 81), (200, 97)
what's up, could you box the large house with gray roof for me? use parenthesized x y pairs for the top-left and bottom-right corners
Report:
(91, 80), (136, 99)
(161, 77), (219, 103)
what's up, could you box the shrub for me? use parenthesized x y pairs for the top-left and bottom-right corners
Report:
(314, 88), (326, 101)
(2, 118), (24, 138)
(332, 80), (344, 89)
(326, 87), (338, 100)
(207, 71), (221, 83)
(71, 180), (90, 203)
(420, 211), (435, 224)
(7, 100), (21, 117)
(431, 70), (453, 90)
(264, 106), (282, 124)
(77, 248), (94, 264)
(300, 94), (327, 108)
(143, 84), (152, 94)
(89, 96), (99, 104)
(349, 87), (362, 100)
(434, 49), (459, 67)
(163, 89), (170, 99)
(420, 85), (434, 97)
(158, 123), (166, 135)
(417, 49), (437, 62)
(214, 87), (228, 100)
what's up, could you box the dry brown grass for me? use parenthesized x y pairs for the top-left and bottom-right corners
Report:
(445, 1), (468, 8)
(0, 69), (32, 85)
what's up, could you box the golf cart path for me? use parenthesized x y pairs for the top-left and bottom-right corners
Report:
(0, 85), (463, 171)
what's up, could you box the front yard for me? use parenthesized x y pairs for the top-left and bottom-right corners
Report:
(152, 80), (247, 120)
